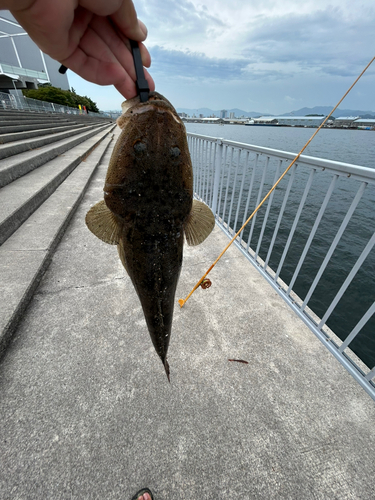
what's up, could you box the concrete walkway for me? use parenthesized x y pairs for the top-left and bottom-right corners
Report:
(1, 132), (374, 500)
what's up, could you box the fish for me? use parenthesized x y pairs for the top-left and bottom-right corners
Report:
(85, 91), (215, 381)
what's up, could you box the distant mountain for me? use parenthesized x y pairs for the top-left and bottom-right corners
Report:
(176, 105), (375, 118)
(282, 106), (375, 118)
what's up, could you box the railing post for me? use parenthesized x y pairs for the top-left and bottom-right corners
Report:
(211, 139), (223, 216)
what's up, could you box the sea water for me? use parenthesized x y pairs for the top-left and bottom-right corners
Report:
(186, 123), (375, 369)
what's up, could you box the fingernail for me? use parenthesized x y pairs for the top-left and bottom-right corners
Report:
(139, 20), (148, 38)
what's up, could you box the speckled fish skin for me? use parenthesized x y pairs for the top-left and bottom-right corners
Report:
(104, 92), (193, 380)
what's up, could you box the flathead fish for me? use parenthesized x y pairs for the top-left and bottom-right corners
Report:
(85, 92), (215, 380)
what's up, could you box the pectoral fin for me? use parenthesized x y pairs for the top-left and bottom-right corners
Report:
(184, 199), (215, 246)
(85, 200), (123, 245)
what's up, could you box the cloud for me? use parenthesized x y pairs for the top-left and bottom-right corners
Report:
(66, 1), (375, 113)
(136, 0), (226, 50)
(240, 6), (375, 78)
(149, 46), (248, 81)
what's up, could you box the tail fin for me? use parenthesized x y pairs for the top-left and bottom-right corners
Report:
(164, 359), (170, 383)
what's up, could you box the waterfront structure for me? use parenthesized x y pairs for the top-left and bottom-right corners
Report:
(250, 116), (326, 127)
(181, 116), (225, 124)
(333, 116), (360, 128)
(251, 117), (278, 125)
(276, 116), (326, 127)
(0, 11), (69, 91)
(223, 117), (248, 125)
(0, 111), (374, 498)
(352, 118), (375, 129)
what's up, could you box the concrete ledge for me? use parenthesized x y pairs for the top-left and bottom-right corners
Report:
(0, 121), (77, 134)
(0, 118), (72, 128)
(0, 123), (91, 144)
(0, 123), (87, 145)
(0, 123), (113, 187)
(0, 134), (113, 358)
(0, 122), (104, 160)
(0, 126), (114, 245)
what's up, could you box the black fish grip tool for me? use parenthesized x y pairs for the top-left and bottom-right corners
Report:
(129, 39), (149, 102)
(58, 40), (149, 102)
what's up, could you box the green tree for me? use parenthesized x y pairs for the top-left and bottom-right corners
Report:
(22, 86), (100, 112)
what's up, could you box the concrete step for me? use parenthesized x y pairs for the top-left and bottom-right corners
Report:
(0, 117), (112, 134)
(0, 115), (70, 123)
(0, 110), (65, 119)
(0, 125), (114, 245)
(0, 122), (88, 145)
(0, 109), (112, 122)
(0, 122), (105, 159)
(0, 118), (73, 128)
(0, 122), (114, 188)
(0, 121), (78, 134)
(0, 133), (113, 357)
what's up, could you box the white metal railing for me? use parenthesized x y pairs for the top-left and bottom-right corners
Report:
(187, 132), (375, 401)
(0, 90), (109, 118)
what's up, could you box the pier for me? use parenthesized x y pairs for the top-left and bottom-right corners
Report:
(1, 116), (374, 499)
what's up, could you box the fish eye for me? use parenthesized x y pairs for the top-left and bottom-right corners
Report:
(133, 140), (146, 153)
(170, 146), (181, 158)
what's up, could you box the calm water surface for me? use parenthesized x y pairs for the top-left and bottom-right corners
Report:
(186, 124), (375, 368)
(186, 123), (375, 168)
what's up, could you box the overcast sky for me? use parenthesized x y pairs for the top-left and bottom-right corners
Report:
(69, 0), (375, 114)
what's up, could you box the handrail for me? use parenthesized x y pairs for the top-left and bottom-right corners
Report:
(187, 132), (375, 400)
(0, 90), (110, 118)
(187, 133), (375, 183)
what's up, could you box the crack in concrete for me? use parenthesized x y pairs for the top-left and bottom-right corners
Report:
(35, 276), (127, 296)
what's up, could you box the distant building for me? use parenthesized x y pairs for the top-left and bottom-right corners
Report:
(199, 114), (204, 118)
(229, 112), (235, 119)
(200, 117), (224, 124)
(352, 118), (375, 129)
(178, 112), (188, 118)
(220, 109), (227, 119)
(333, 117), (359, 128)
(252, 117), (278, 125)
(0, 11), (69, 91)
(274, 116), (326, 127)
(223, 118), (248, 125)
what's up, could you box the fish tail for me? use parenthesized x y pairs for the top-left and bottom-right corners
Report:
(163, 358), (170, 383)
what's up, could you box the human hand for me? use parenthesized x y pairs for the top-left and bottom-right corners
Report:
(5, 0), (155, 99)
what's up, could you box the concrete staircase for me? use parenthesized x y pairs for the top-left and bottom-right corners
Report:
(0, 108), (116, 358)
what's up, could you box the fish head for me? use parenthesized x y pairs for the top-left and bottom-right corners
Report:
(103, 92), (193, 221)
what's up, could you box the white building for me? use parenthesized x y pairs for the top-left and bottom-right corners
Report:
(252, 117), (278, 125)
(0, 11), (69, 91)
(274, 116), (326, 127)
(352, 118), (375, 129)
(333, 117), (359, 128)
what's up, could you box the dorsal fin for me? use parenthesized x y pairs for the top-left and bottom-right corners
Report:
(85, 200), (123, 245)
(184, 199), (215, 246)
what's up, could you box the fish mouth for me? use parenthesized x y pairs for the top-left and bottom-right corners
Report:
(129, 103), (182, 123)
(121, 92), (179, 117)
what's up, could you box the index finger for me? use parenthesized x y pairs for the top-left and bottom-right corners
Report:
(79, 0), (147, 41)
